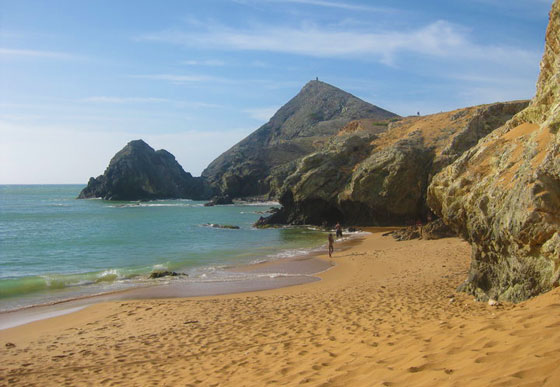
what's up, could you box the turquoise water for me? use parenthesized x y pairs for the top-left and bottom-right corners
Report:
(0, 185), (327, 312)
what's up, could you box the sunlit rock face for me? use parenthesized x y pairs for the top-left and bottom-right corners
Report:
(428, 0), (560, 302)
(201, 80), (398, 199)
(258, 100), (527, 227)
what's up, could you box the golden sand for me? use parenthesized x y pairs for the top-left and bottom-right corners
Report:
(2, 231), (560, 386)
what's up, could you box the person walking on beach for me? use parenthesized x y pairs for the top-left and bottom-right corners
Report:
(328, 233), (334, 258)
(335, 222), (343, 238)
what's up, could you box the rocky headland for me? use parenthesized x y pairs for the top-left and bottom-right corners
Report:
(427, 0), (560, 302)
(257, 100), (528, 227)
(78, 140), (212, 201)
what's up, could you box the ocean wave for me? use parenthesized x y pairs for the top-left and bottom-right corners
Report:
(95, 269), (126, 283)
(151, 263), (169, 271)
(108, 202), (203, 208)
(237, 201), (280, 206)
(265, 248), (313, 259)
(184, 269), (309, 283)
(1, 267), (143, 299)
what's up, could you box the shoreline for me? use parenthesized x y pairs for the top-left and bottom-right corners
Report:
(0, 230), (366, 330)
(3, 230), (560, 385)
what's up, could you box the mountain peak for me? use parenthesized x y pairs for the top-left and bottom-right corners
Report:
(297, 79), (353, 99)
(202, 80), (399, 198)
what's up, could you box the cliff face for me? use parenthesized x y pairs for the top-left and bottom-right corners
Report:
(201, 80), (399, 198)
(259, 101), (528, 226)
(427, 0), (560, 302)
(78, 140), (212, 201)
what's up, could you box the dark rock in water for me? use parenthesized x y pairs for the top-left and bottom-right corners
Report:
(254, 202), (289, 227)
(253, 216), (282, 228)
(148, 271), (186, 279)
(204, 223), (240, 229)
(427, 0), (560, 302)
(257, 100), (528, 227)
(78, 140), (213, 201)
(202, 80), (399, 199)
(204, 195), (234, 207)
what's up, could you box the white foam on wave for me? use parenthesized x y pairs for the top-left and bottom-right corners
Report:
(106, 199), (202, 209)
(237, 201), (280, 207)
(151, 263), (169, 271)
(182, 267), (309, 283)
(266, 248), (312, 259)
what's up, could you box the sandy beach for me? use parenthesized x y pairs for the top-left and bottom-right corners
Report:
(2, 230), (560, 386)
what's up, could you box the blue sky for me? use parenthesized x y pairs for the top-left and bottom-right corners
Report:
(0, 0), (554, 183)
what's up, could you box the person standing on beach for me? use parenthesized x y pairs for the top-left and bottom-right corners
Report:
(328, 233), (334, 257)
(335, 222), (343, 238)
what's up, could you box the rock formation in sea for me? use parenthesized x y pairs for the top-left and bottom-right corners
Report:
(427, 0), (560, 302)
(204, 195), (234, 207)
(257, 100), (528, 227)
(78, 140), (212, 200)
(201, 80), (399, 199)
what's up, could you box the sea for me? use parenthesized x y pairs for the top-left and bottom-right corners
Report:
(0, 185), (331, 313)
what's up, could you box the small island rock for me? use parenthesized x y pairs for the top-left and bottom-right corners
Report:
(78, 140), (213, 201)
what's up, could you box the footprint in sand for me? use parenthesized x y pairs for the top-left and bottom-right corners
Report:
(407, 363), (429, 373)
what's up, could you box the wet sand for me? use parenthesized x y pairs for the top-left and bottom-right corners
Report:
(0, 250), (334, 330)
(2, 230), (560, 386)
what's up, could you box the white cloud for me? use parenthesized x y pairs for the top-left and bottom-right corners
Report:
(130, 73), (221, 83)
(82, 96), (220, 108)
(250, 60), (269, 68)
(471, 0), (553, 5)
(236, 0), (396, 13)
(84, 96), (170, 104)
(128, 73), (299, 90)
(0, 47), (77, 60)
(140, 20), (539, 66)
(243, 107), (279, 121)
(182, 59), (225, 66)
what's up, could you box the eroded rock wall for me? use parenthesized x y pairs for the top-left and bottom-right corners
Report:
(260, 101), (528, 227)
(427, 0), (560, 302)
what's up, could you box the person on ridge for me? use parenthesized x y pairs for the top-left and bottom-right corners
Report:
(335, 222), (343, 238)
(328, 233), (334, 258)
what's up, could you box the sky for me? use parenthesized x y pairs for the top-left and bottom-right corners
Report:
(0, 0), (554, 183)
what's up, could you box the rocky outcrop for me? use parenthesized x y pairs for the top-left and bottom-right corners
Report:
(203, 224), (240, 229)
(78, 140), (213, 201)
(389, 219), (456, 241)
(258, 101), (528, 227)
(427, 0), (560, 302)
(204, 195), (234, 207)
(148, 271), (187, 279)
(421, 219), (456, 240)
(201, 80), (399, 199)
